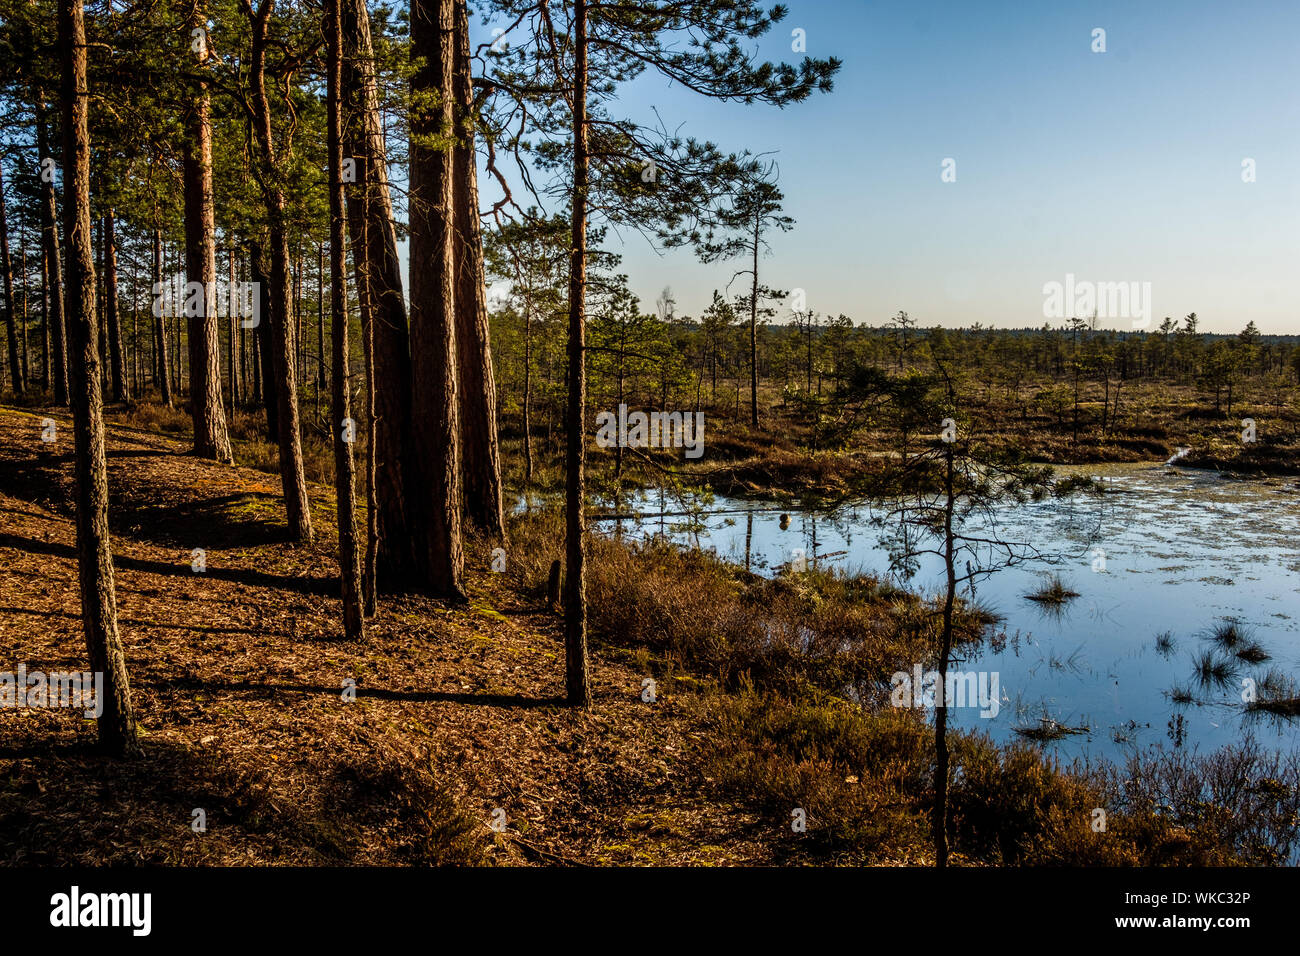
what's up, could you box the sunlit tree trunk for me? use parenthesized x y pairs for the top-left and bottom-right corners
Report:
(18, 234), (30, 390)
(228, 244), (238, 420)
(151, 222), (171, 406)
(407, 0), (464, 599)
(246, 0), (312, 541)
(523, 303), (533, 483)
(41, 229), (50, 391)
(565, 0), (592, 706)
(60, 0), (140, 756)
(342, 0), (412, 591)
(0, 157), (23, 396)
(182, 9), (233, 461)
(37, 104), (68, 405)
(452, 0), (504, 539)
(749, 211), (760, 427)
(933, 422), (956, 868)
(357, 147), (378, 615)
(103, 207), (126, 401)
(329, 0), (364, 638)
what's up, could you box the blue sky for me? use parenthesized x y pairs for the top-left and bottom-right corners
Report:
(470, 0), (1300, 333)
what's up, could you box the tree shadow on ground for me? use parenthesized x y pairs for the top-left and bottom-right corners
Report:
(0, 435), (294, 550)
(0, 734), (462, 865)
(0, 449), (75, 516)
(109, 492), (293, 550)
(0, 605), (302, 641)
(0, 531), (335, 597)
(150, 674), (562, 710)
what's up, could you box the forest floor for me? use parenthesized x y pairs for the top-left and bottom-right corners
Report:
(0, 404), (775, 866)
(4, 398), (1295, 867)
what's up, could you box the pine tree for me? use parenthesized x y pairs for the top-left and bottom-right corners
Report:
(341, 0), (411, 596)
(451, 0), (505, 540)
(408, 0), (465, 599)
(36, 102), (69, 404)
(240, 0), (312, 541)
(684, 162), (792, 426)
(0, 156), (23, 396)
(182, 1), (233, 461)
(102, 206), (127, 401)
(482, 0), (840, 705)
(59, 0), (140, 757)
(328, 0), (364, 639)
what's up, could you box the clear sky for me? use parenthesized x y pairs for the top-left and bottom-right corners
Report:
(469, 0), (1300, 334)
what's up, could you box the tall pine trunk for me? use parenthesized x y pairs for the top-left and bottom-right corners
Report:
(749, 212), (760, 427)
(268, 221), (311, 540)
(342, 0), (413, 590)
(452, 0), (504, 539)
(933, 439), (956, 867)
(41, 228), (50, 391)
(250, 240), (277, 439)
(247, 0), (312, 541)
(37, 104), (69, 405)
(523, 304), (533, 483)
(18, 234), (30, 390)
(358, 147), (378, 615)
(103, 207), (127, 401)
(407, 0), (464, 600)
(183, 5), (233, 461)
(565, 0), (592, 706)
(328, 0), (364, 639)
(0, 157), (23, 396)
(60, 0), (140, 757)
(228, 244), (238, 420)
(151, 222), (172, 406)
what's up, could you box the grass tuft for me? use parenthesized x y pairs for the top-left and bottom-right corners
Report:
(1024, 573), (1080, 606)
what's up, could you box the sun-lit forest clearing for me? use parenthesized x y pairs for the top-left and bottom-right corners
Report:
(2, 0), (1299, 871)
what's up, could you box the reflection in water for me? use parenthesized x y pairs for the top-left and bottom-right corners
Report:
(609, 463), (1300, 762)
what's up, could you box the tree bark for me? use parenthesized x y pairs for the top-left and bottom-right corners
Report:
(37, 103), (69, 405)
(316, 243), (325, 411)
(523, 302), (533, 483)
(41, 229), (50, 391)
(265, 229), (312, 541)
(183, 5), (233, 461)
(934, 440), (956, 868)
(94, 215), (105, 391)
(749, 211), (760, 427)
(18, 233), (30, 390)
(565, 0), (592, 706)
(329, 0), (365, 639)
(250, 240), (277, 439)
(151, 222), (172, 406)
(357, 138), (378, 616)
(129, 250), (139, 395)
(407, 0), (464, 600)
(228, 244), (238, 420)
(0, 157), (23, 396)
(341, 0), (414, 589)
(103, 207), (127, 401)
(246, 0), (311, 541)
(60, 0), (140, 757)
(452, 0), (504, 539)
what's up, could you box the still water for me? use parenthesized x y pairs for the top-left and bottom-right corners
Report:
(607, 464), (1300, 762)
